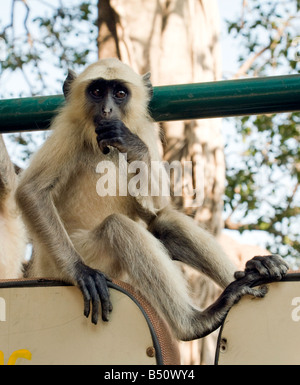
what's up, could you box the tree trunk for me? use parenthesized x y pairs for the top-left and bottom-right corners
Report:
(97, 0), (225, 365)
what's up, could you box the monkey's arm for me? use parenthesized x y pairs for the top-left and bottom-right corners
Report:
(16, 136), (112, 324)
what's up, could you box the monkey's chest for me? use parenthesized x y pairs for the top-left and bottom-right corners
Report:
(55, 166), (138, 232)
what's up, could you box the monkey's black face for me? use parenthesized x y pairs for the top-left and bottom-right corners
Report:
(86, 78), (130, 124)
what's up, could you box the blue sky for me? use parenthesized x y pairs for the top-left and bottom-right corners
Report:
(218, 0), (242, 76)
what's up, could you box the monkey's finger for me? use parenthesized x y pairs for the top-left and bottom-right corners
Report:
(97, 138), (111, 154)
(234, 270), (246, 280)
(249, 285), (269, 298)
(90, 285), (101, 325)
(77, 278), (91, 319)
(83, 276), (102, 325)
(95, 124), (116, 135)
(98, 138), (123, 153)
(96, 130), (123, 142)
(83, 277), (102, 325)
(95, 274), (113, 322)
(262, 255), (289, 278)
(249, 255), (288, 280)
(95, 132), (110, 153)
(95, 120), (120, 132)
(245, 256), (271, 277)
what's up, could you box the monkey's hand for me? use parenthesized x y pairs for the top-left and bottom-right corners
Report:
(75, 262), (113, 324)
(234, 254), (289, 283)
(95, 120), (149, 162)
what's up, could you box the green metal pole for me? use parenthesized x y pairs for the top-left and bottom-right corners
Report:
(151, 74), (300, 121)
(0, 94), (64, 134)
(0, 75), (299, 134)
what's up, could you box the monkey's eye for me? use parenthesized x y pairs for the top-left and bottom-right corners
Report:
(114, 89), (127, 99)
(90, 88), (102, 99)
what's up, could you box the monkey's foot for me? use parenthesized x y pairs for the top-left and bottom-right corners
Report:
(234, 254), (289, 283)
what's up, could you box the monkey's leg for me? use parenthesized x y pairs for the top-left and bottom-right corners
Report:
(148, 207), (236, 288)
(148, 207), (288, 289)
(72, 214), (266, 341)
(73, 213), (197, 339)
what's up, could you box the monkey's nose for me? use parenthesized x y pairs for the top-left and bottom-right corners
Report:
(102, 106), (112, 117)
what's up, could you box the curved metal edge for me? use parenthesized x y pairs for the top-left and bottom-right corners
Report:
(214, 319), (225, 366)
(0, 278), (70, 288)
(214, 272), (300, 365)
(0, 278), (164, 365)
(107, 281), (164, 366)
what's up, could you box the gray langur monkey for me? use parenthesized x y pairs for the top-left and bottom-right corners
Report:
(16, 58), (289, 341)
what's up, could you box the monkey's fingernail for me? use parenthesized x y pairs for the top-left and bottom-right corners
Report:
(102, 309), (111, 321)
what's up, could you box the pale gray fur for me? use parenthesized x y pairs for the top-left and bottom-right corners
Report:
(0, 135), (27, 279)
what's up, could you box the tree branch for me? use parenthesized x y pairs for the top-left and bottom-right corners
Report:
(3, 0), (17, 39)
(234, 16), (295, 78)
(233, 45), (270, 79)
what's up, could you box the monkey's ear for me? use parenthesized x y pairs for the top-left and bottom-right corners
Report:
(63, 69), (77, 99)
(143, 72), (153, 100)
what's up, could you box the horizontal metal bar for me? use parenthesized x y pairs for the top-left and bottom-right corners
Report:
(0, 95), (64, 134)
(0, 74), (299, 133)
(151, 74), (300, 121)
